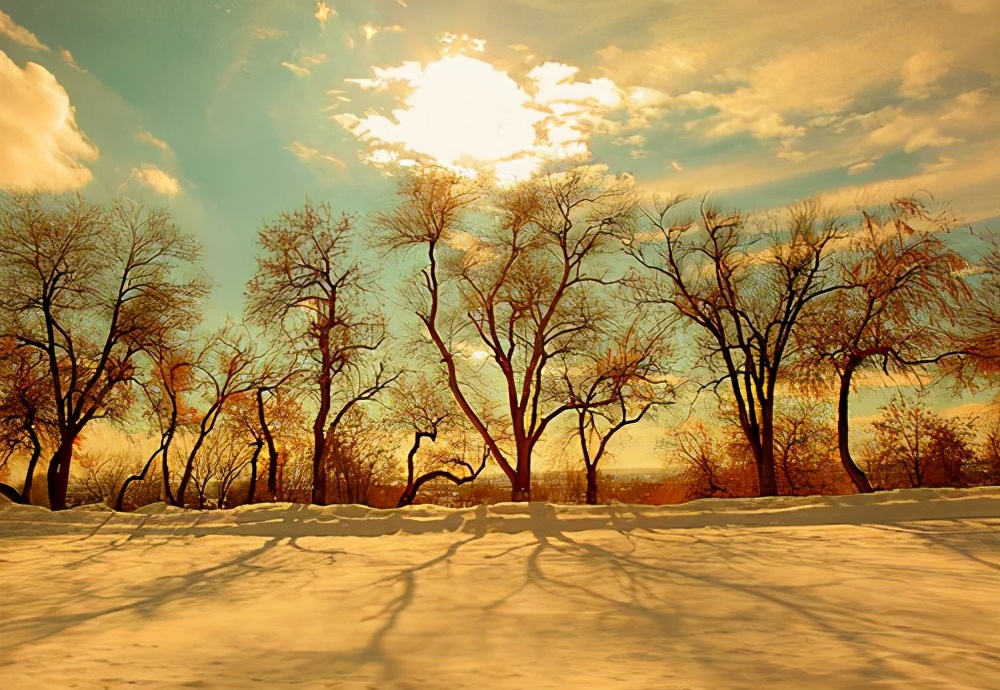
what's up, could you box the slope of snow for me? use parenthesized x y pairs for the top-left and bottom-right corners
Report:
(1, 488), (998, 689)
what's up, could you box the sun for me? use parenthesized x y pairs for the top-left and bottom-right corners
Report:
(335, 38), (642, 182)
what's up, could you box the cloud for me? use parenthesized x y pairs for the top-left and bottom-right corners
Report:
(817, 137), (1000, 222)
(315, 2), (334, 28)
(134, 129), (171, 153)
(846, 159), (877, 175)
(281, 61), (312, 77)
(0, 52), (97, 192)
(337, 46), (666, 181)
(282, 54), (325, 77)
(285, 141), (347, 170)
(899, 48), (951, 99)
(596, 0), (998, 169)
(0, 10), (48, 51)
(359, 24), (403, 42)
(59, 48), (84, 72)
(129, 164), (180, 197)
(252, 27), (288, 40)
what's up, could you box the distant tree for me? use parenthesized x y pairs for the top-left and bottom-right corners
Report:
(392, 373), (493, 507)
(668, 399), (849, 500)
(187, 426), (251, 509)
(626, 199), (844, 496)
(324, 407), (398, 506)
(246, 202), (397, 505)
(861, 396), (976, 489)
(797, 197), (968, 492)
(768, 399), (853, 496)
(171, 327), (266, 508)
(954, 236), (1000, 386)
(379, 165), (636, 501)
(563, 318), (674, 504)
(664, 422), (729, 499)
(967, 408), (1000, 486)
(66, 448), (136, 508)
(0, 336), (55, 503)
(0, 195), (207, 510)
(116, 338), (197, 510)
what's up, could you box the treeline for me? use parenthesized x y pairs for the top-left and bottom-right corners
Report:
(0, 165), (997, 511)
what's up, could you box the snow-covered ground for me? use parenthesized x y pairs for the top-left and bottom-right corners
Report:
(1, 488), (998, 690)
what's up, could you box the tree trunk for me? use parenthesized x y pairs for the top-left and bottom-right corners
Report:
(397, 484), (417, 508)
(757, 413), (778, 497)
(837, 364), (874, 493)
(247, 440), (263, 505)
(510, 462), (531, 502)
(780, 454), (796, 496)
(21, 418), (42, 503)
(161, 444), (176, 505)
(47, 438), (74, 511)
(585, 464), (598, 505)
(757, 454), (778, 497)
(0, 483), (27, 504)
(275, 453), (284, 501)
(311, 345), (332, 506)
(257, 388), (280, 501)
(116, 445), (160, 511)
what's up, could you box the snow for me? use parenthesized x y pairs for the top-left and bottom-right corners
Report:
(1, 488), (998, 689)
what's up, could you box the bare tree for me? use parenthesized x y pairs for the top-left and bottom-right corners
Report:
(797, 197), (968, 492)
(220, 375), (306, 505)
(246, 201), (396, 505)
(626, 198), (844, 496)
(954, 235), (1000, 385)
(665, 422), (729, 499)
(968, 405), (1000, 486)
(0, 336), (55, 503)
(379, 165), (637, 501)
(563, 318), (674, 504)
(392, 373), (492, 507)
(186, 427), (251, 509)
(171, 327), (265, 507)
(66, 448), (136, 508)
(323, 407), (398, 506)
(116, 338), (197, 510)
(861, 396), (975, 489)
(0, 195), (207, 510)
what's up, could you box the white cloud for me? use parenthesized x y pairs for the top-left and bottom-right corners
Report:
(0, 53), (97, 192)
(0, 10), (47, 51)
(59, 48), (84, 72)
(596, 0), (998, 173)
(252, 27), (287, 40)
(134, 129), (171, 153)
(130, 164), (180, 197)
(286, 141), (347, 170)
(899, 48), (951, 99)
(846, 159), (876, 175)
(817, 138), (1000, 222)
(337, 46), (666, 181)
(315, 2), (334, 28)
(282, 54), (325, 78)
(281, 61), (311, 77)
(867, 110), (961, 152)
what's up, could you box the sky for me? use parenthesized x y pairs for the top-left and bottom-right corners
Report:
(1, 0), (998, 466)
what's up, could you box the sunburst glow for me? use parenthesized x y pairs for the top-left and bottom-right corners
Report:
(335, 41), (653, 181)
